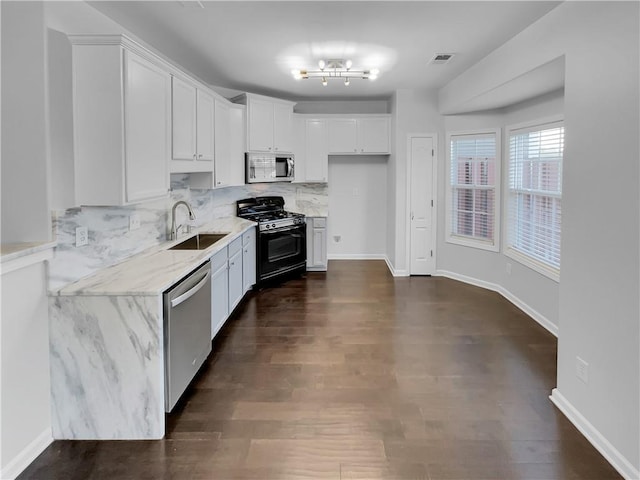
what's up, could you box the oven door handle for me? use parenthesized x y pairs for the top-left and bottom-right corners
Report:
(261, 225), (305, 235)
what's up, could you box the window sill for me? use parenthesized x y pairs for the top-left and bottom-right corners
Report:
(446, 235), (499, 253)
(505, 247), (560, 282)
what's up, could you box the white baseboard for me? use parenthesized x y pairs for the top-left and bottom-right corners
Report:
(327, 253), (386, 260)
(0, 428), (52, 480)
(435, 269), (558, 337)
(383, 256), (408, 277)
(550, 389), (639, 480)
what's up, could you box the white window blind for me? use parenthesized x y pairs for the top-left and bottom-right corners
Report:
(507, 122), (564, 273)
(448, 133), (497, 247)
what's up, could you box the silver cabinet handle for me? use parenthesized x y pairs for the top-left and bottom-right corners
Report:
(198, 154), (203, 158)
(170, 270), (210, 308)
(193, 154), (197, 160)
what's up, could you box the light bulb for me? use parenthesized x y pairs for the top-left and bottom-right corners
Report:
(369, 68), (379, 80)
(344, 78), (350, 86)
(291, 69), (301, 80)
(318, 60), (325, 70)
(321, 77), (327, 86)
(345, 60), (353, 70)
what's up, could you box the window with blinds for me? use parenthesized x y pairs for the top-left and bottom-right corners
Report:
(446, 131), (500, 251)
(507, 120), (564, 278)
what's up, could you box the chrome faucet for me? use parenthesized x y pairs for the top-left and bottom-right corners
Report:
(170, 200), (196, 240)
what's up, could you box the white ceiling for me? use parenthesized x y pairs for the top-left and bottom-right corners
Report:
(89, 1), (561, 102)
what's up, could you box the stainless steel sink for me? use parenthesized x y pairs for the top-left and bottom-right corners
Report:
(169, 233), (229, 250)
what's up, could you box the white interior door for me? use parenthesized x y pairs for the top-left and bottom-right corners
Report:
(409, 136), (435, 275)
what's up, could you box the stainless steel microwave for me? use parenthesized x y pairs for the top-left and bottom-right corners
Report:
(245, 153), (294, 183)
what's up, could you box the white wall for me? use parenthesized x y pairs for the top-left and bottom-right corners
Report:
(327, 156), (387, 257)
(1, 2), (50, 243)
(439, 2), (640, 476)
(438, 90), (563, 330)
(390, 89), (443, 274)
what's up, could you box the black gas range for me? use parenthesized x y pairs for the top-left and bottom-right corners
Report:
(237, 196), (307, 285)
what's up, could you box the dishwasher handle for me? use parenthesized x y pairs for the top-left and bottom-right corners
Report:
(170, 270), (211, 308)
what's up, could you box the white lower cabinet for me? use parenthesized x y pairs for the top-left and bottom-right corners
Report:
(210, 248), (229, 338)
(242, 228), (257, 293)
(228, 238), (244, 314)
(210, 229), (256, 339)
(306, 217), (328, 271)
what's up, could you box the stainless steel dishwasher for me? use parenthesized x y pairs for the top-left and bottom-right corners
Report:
(163, 261), (212, 412)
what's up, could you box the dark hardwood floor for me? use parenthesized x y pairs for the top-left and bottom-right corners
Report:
(19, 260), (621, 479)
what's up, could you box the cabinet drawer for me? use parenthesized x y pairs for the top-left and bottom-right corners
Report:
(242, 228), (255, 246)
(312, 217), (327, 228)
(210, 247), (228, 272)
(228, 237), (243, 256)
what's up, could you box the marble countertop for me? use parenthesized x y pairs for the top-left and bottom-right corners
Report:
(55, 217), (255, 297)
(1, 241), (57, 263)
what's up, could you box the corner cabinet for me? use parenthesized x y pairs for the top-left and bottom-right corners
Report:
(232, 93), (295, 153)
(307, 217), (328, 271)
(170, 75), (215, 172)
(70, 35), (170, 205)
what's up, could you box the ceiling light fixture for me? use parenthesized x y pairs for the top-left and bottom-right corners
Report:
(292, 59), (379, 86)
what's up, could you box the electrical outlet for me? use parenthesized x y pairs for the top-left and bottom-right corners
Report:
(333, 235), (341, 243)
(576, 356), (589, 383)
(75, 227), (88, 247)
(129, 214), (141, 231)
(506, 262), (512, 275)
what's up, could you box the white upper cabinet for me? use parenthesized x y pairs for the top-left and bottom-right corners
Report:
(273, 102), (293, 153)
(358, 117), (390, 154)
(196, 89), (215, 161)
(233, 93), (295, 153)
(328, 118), (358, 154)
(247, 96), (274, 152)
(124, 51), (171, 203)
(70, 35), (170, 206)
(171, 77), (196, 161)
(170, 76), (214, 172)
(305, 119), (329, 183)
(214, 99), (231, 187)
(328, 116), (391, 155)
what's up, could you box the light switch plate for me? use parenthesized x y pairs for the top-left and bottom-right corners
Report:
(75, 227), (88, 247)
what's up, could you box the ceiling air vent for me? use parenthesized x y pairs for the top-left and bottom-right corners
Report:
(431, 53), (455, 65)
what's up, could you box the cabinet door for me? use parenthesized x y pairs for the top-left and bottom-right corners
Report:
(211, 257), (229, 339)
(358, 117), (390, 154)
(242, 228), (256, 293)
(228, 105), (246, 186)
(305, 119), (328, 183)
(214, 100), (231, 187)
(273, 102), (293, 153)
(248, 97), (274, 152)
(328, 118), (358, 154)
(196, 89), (215, 161)
(124, 51), (170, 203)
(228, 249), (243, 313)
(171, 76), (196, 161)
(306, 218), (328, 271)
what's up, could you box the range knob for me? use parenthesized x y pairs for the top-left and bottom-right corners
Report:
(272, 223), (276, 228)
